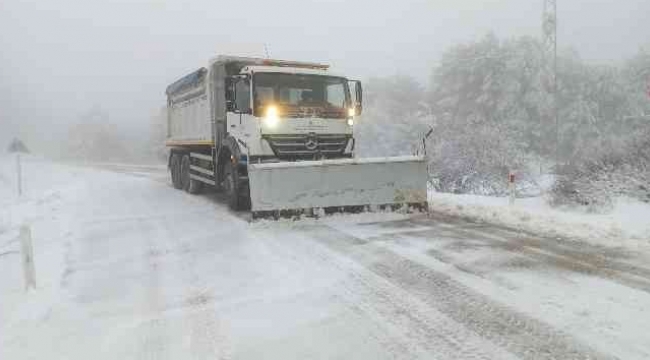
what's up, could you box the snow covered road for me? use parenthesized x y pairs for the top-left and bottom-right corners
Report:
(2, 157), (650, 359)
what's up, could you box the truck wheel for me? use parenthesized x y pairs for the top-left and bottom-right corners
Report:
(180, 154), (191, 191)
(181, 154), (203, 194)
(170, 153), (183, 189)
(224, 160), (242, 210)
(188, 178), (203, 194)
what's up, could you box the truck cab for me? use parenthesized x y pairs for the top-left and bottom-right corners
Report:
(225, 63), (363, 162)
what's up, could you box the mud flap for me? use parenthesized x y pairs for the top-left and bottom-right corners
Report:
(247, 156), (428, 213)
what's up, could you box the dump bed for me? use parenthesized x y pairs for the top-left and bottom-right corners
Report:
(166, 68), (212, 145)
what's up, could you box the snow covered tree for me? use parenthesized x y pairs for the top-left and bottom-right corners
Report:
(551, 48), (650, 208)
(358, 35), (648, 201)
(355, 75), (431, 157)
(65, 106), (130, 162)
(621, 47), (650, 123)
(426, 34), (543, 194)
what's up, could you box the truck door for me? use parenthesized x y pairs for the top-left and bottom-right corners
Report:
(226, 77), (251, 135)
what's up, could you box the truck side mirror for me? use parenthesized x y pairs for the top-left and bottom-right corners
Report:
(349, 80), (363, 115)
(233, 78), (251, 114)
(226, 78), (236, 112)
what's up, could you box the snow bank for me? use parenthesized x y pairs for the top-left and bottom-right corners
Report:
(429, 191), (650, 250)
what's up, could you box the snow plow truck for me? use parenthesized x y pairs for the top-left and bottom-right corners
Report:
(165, 55), (427, 218)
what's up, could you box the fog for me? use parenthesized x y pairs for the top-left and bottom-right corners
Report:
(1, 0), (648, 155)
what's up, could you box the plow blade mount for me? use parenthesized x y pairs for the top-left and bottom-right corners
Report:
(247, 156), (428, 216)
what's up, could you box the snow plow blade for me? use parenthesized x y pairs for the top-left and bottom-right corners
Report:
(247, 156), (428, 218)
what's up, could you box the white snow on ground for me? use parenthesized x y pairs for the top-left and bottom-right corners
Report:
(0, 156), (515, 359)
(429, 191), (650, 250)
(3, 155), (650, 359)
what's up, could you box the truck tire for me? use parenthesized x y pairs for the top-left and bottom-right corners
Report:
(170, 153), (183, 189)
(224, 159), (242, 210)
(180, 154), (203, 194)
(188, 179), (203, 194)
(180, 154), (191, 191)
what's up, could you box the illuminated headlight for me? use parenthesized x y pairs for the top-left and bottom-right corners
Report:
(347, 118), (354, 126)
(348, 108), (356, 117)
(264, 106), (279, 128)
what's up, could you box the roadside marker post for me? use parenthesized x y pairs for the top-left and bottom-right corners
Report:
(509, 173), (516, 206)
(16, 153), (22, 196)
(20, 226), (36, 291)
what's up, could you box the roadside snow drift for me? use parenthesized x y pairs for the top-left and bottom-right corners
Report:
(429, 191), (650, 250)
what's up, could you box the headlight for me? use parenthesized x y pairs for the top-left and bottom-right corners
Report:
(347, 108), (355, 126)
(264, 105), (279, 128)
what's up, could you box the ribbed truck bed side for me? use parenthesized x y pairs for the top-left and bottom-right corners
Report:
(166, 68), (213, 145)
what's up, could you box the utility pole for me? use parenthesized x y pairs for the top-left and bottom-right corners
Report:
(264, 44), (270, 59)
(542, 0), (558, 172)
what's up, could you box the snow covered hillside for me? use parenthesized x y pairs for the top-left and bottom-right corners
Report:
(3, 156), (650, 359)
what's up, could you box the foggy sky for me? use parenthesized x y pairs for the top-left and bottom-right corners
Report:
(1, 0), (649, 151)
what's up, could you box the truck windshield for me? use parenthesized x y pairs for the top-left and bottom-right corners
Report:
(253, 73), (350, 118)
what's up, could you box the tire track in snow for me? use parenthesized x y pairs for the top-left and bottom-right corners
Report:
(90, 184), (231, 360)
(65, 214), (175, 360)
(405, 217), (650, 294)
(153, 213), (232, 360)
(301, 224), (615, 360)
(131, 217), (174, 360)
(252, 224), (520, 360)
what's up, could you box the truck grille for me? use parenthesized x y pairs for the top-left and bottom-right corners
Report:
(283, 107), (346, 119)
(264, 134), (350, 159)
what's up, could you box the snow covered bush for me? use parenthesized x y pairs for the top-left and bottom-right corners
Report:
(425, 34), (540, 195)
(425, 115), (528, 195)
(551, 129), (650, 211)
(551, 48), (650, 210)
